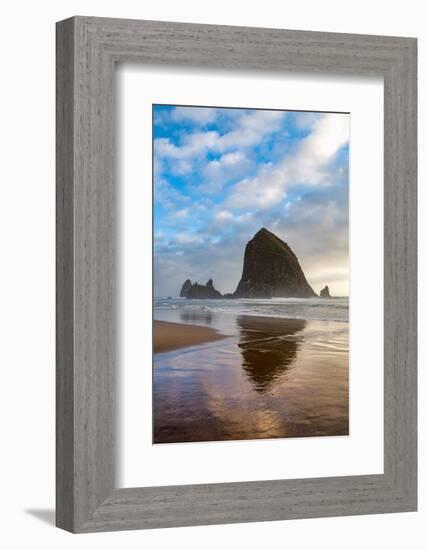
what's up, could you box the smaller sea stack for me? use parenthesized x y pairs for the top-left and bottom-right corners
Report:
(179, 279), (192, 297)
(320, 285), (331, 298)
(179, 279), (222, 299)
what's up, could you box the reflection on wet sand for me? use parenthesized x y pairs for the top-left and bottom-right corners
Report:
(180, 310), (213, 325)
(237, 316), (306, 393)
(153, 312), (349, 444)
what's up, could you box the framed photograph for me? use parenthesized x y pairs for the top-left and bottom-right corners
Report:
(151, 104), (351, 446)
(56, 17), (417, 532)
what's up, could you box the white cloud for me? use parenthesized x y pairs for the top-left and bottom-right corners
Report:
(154, 178), (189, 209)
(153, 106), (218, 128)
(215, 110), (286, 151)
(225, 164), (288, 209)
(214, 210), (233, 222)
(218, 151), (246, 166)
(225, 113), (349, 209)
(175, 208), (190, 218)
(170, 106), (218, 124)
(202, 151), (251, 194)
(235, 212), (254, 225)
(170, 159), (193, 175)
(292, 111), (320, 130)
(295, 113), (349, 182)
(154, 110), (287, 163)
(174, 232), (204, 245)
(154, 131), (220, 160)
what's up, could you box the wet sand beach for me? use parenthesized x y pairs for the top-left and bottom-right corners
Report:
(153, 310), (349, 444)
(154, 320), (226, 353)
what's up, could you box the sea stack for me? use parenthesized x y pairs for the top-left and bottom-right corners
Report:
(233, 228), (316, 298)
(179, 279), (192, 297)
(320, 285), (331, 298)
(179, 279), (222, 299)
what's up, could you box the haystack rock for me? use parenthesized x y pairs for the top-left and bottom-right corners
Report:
(233, 228), (316, 298)
(320, 285), (331, 298)
(179, 279), (222, 299)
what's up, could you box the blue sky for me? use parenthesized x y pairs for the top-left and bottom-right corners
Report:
(153, 105), (349, 297)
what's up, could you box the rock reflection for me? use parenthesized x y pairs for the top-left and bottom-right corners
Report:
(153, 316), (349, 443)
(237, 316), (306, 393)
(180, 310), (213, 325)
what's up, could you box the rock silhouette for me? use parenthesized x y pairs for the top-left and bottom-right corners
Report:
(233, 228), (316, 298)
(180, 279), (222, 299)
(179, 228), (316, 299)
(179, 279), (192, 297)
(320, 285), (331, 298)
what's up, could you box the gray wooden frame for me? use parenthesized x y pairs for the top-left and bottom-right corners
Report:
(56, 16), (417, 533)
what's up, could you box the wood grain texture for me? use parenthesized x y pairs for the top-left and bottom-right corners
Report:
(56, 18), (75, 531)
(56, 16), (417, 533)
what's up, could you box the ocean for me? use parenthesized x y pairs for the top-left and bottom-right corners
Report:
(154, 296), (349, 323)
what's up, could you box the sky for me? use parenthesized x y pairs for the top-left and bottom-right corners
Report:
(153, 104), (349, 297)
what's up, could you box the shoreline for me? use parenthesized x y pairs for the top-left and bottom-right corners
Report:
(154, 320), (226, 353)
(154, 315), (348, 355)
(154, 296), (349, 325)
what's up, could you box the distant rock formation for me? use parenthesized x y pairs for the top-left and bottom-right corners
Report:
(233, 228), (316, 298)
(320, 285), (331, 298)
(179, 278), (223, 299)
(178, 228), (317, 300)
(179, 279), (192, 297)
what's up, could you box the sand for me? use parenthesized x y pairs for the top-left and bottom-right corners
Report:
(154, 320), (226, 353)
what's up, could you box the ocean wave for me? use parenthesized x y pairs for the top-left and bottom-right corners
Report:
(154, 297), (349, 323)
